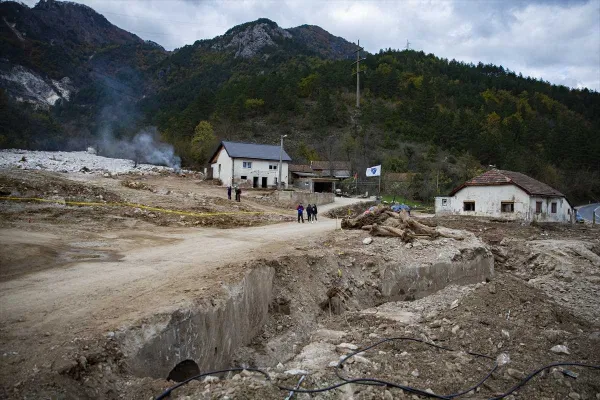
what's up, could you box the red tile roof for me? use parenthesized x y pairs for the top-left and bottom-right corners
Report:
(450, 169), (564, 197)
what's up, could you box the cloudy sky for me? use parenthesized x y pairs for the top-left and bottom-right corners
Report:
(23, 0), (600, 90)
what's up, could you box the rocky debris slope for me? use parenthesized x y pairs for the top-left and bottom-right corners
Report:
(495, 238), (600, 325)
(0, 149), (190, 175)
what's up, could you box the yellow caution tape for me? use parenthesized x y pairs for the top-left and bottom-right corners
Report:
(0, 196), (284, 218)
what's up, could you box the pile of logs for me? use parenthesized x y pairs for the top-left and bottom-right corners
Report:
(341, 205), (464, 242)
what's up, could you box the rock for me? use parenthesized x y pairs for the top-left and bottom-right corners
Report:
(336, 343), (358, 351)
(488, 283), (497, 294)
(430, 320), (442, 328)
(496, 353), (510, 366)
(44, 332), (51, 337)
(312, 329), (347, 342)
(450, 299), (460, 309)
(451, 325), (460, 335)
(550, 345), (570, 355)
(568, 393), (581, 400)
(275, 363), (284, 372)
(203, 376), (219, 383)
(507, 368), (524, 379)
(354, 355), (371, 365)
(106, 331), (115, 339)
(328, 361), (339, 367)
(384, 390), (394, 400)
(501, 330), (510, 340)
(425, 388), (435, 394)
(363, 237), (373, 245)
(411, 369), (419, 377)
(284, 369), (308, 376)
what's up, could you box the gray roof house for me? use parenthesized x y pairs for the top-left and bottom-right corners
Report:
(209, 141), (292, 188)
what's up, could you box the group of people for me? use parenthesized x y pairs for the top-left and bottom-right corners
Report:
(227, 185), (242, 202)
(296, 203), (318, 223)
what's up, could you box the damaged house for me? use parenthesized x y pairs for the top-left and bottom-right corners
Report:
(435, 169), (573, 222)
(288, 161), (351, 193)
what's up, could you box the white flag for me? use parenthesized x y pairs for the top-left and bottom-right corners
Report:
(366, 165), (381, 177)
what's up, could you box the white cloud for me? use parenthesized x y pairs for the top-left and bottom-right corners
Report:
(20, 0), (600, 90)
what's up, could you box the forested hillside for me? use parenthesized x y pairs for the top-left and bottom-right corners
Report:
(1, 1), (598, 203)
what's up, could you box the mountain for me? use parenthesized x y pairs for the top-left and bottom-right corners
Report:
(0, 1), (599, 202)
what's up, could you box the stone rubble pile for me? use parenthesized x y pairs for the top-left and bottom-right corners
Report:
(0, 149), (196, 176)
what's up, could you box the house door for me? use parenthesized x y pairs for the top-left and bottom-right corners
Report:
(253, 177), (259, 188)
(261, 177), (267, 188)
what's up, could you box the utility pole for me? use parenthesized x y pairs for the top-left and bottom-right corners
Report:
(278, 134), (287, 190)
(405, 40), (411, 50)
(352, 40), (366, 108)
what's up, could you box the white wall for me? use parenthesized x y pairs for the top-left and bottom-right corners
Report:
(435, 184), (571, 222)
(529, 196), (571, 223)
(211, 150), (289, 188)
(210, 147), (233, 185)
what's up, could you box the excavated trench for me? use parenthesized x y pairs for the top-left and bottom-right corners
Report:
(118, 236), (495, 384)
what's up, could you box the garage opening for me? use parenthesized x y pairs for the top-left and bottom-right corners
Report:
(261, 177), (267, 188)
(314, 181), (333, 193)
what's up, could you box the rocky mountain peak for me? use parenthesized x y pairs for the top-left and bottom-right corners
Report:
(218, 18), (292, 58)
(30, 0), (141, 47)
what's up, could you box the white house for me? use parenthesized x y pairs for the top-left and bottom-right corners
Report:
(435, 169), (573, 222)
(209, 141), (291, 188)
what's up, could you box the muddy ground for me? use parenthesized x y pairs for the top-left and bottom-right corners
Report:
(0, 168), (599, 400)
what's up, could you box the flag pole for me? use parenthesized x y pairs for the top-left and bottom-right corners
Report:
(378, 169), (381, 199)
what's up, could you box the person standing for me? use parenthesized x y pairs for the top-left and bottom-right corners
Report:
(306, 203), (313, 223)
(296, 203), (304, 223)
(236, 187), (242, 202)
(312, 203), (318, 222)
(227, 185), (232, 200)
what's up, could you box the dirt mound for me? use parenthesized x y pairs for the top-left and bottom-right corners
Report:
(325, 201), (378, 218)
(0, 169), (122, 203)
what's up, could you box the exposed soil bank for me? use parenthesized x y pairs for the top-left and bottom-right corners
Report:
(119, 232), (493, 383)
(124, 266), (275, 379)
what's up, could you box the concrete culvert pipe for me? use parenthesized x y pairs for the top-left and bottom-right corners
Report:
(167, 359), (200, 382)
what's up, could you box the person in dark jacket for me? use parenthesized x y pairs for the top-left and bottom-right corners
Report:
(296, 203), (304, 223)
(227, 185), (232, 200)
(236, 187), (242, 202)
(306, 203), (313, 222)
(312, 204), (318, 222)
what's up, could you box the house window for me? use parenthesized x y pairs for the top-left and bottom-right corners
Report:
(551, 202), (557, 213)
(463, 201), (475, 211)
(241, 175), (247, 180)
(442, 199), (448, 207)
(536, 201), (542, 214)
(243, 162), (252, 169)
(269, 164), (278, 170)
(501, 202), (514, 213)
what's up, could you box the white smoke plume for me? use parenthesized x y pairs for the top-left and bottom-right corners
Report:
(98, 126), (181, 171)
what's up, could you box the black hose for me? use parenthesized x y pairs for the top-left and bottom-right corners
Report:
(334, 337), (497, 399)
(154, 367), (270, 400)
(487, 362), (600, 400)
(153, 339), (600, 400)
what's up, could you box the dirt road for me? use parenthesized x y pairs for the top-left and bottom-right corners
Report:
(0, 197), (368, 335)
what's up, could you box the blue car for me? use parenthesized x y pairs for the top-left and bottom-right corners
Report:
(575, 211), (585, 223)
